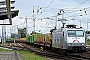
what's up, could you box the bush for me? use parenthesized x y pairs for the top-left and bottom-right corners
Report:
(87, 39), (90, 45)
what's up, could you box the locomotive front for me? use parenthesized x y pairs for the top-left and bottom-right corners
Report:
(66, 28), (86, 52)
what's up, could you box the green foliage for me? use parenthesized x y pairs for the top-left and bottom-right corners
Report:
(86, 31), (90, 34)
(11, 33), (18, 38)
(20, 30), (26, 38)
(87, 39), (90, 45)
(87, 39), (90, 41)
(21, 33), (26, 38)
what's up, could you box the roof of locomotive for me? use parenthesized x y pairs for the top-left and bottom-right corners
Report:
(66, 25), (76, 28)
(65, 24), (83, 29)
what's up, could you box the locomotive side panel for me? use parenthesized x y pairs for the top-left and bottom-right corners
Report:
(52, 29), (64, 49)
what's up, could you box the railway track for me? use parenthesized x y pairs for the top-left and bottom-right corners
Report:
(2, 43), (90, 60)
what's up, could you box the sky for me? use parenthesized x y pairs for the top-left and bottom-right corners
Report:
(0, 0), (90, 37)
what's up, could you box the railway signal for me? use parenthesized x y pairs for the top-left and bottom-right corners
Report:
(0, 0), (15, 5)
(5, 0), (12, 24)
(0, 0), (19, 25)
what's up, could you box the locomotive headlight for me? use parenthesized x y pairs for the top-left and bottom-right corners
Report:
(68, 44), (71, 46)
(82, 44), (84, 45)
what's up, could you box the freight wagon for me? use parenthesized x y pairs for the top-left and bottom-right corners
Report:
(7, 25), (86, 53)
(28, 33), (52, 46)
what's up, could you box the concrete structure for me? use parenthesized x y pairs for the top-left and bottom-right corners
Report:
(0, 52), (22, 60)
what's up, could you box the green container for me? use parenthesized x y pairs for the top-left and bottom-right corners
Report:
(32, 36), (34, 43)
(28, 35), (34, 43)
(6, 38), (13, 42)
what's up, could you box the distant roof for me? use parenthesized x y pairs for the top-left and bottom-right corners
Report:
(0, 10), (19, 20)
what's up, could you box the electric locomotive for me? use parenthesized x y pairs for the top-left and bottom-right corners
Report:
(51, 25), (86, 52)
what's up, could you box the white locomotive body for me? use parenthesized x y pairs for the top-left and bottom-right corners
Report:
(52, 25), (86, 52)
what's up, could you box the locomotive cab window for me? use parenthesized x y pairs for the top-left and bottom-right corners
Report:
(76, 30), (84, 37)
(68, 30), (75, 37)
(68, 30), (84, 37)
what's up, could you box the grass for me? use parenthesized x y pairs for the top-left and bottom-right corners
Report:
(0, 48), (47, 60)
(19, 50), (47, 60)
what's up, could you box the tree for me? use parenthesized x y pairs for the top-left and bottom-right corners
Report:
(86, 31), (90, 34)
(21, 30), (26, 38)
(11, 33), (18, 38)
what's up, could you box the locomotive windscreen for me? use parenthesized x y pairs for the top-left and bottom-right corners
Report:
(68, 30), (84, 37)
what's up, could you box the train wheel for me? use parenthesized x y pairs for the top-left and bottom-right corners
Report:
(63, 49), (68, 55)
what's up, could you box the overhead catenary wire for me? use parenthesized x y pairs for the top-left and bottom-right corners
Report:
(14, 0), (88, 22)
(15, 0), (90, 18)
(15, 0), (58, 9)
(33, 0), (55, 21)
(65, 6), (90, 19)
(61, 6), (90, 21)
(8, 0), (90, 34)
(60, 0), (90, 15)
(16, 0), (90, 17)
(41, 0), (48, 8)
(16, 0), (89, 11)
(40, 0), (55, 14)
(64, 0), (89, 10)
(37, 0), (47, 14)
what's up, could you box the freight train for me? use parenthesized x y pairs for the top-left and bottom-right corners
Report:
(7, 25), (86, 52)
